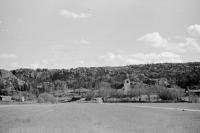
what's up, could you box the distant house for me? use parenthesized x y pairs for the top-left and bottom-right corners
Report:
(188, 89), (200, 96)
(0, 95), (12, 102)
(186, 88), (200, 103)
(80, 88), (89, 97)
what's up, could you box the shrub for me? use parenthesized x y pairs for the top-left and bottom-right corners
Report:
(85, 91), (95, 101)
(117, 90), (124, 99)
(0, 90), (12, 96)
(109, 90), (117, 98)
(11, 92), (23, 101)
(190, 95), (200, 103)
(37, 96), (44, 103)
(37, 93), (55, 104)
(158, 88), (175, 101)
(21, 92), (35, 101)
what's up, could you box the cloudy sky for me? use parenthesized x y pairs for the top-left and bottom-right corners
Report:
(0, 0), (200, 70)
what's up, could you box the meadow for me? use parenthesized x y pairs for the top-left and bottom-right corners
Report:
(0, 102), (200, 133)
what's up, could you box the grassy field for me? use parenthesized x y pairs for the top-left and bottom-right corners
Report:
(0, 102), (200, 133)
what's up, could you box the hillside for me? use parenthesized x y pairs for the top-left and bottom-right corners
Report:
(1, 62), (200, 97)
(0, 69), (26, 90)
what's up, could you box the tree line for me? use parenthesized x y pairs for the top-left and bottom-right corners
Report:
(0, 62), (200, 99)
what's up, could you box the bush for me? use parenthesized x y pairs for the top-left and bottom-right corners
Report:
(11, 92), (24, 101)
(21, 92), (35, 101)
(85, 91), (95, 101)
(37, 93), (55, 104)
(158, 88), (175, 101)
(116, 90), (124, 99)
(37, 96), (44, 103)
(0, 90), (12, 96)
(190, 95), (200, 103)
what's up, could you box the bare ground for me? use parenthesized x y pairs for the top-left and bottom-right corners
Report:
(0, 103), (200, 133)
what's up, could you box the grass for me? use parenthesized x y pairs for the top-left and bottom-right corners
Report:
(0, 103), (200, 133)
(0, 100), (37, 105)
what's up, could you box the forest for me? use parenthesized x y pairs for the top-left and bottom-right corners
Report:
(0, 62), (200, 101)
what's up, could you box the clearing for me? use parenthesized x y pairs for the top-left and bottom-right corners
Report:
(0, 103), (200, 133)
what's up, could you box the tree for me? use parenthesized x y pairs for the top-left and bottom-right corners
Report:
(85, 90), (95, 101)
(12, 78), (19, 91)
(154, 84), (162, 101)
(158, 88), (175, 101)
(144, 85), (153, 102)
(97, 82), (111, 102)
(133, 82), (145, 102)
(127, 89), (136, 102)
(109, 89), (117, 98)
(117, 90), (124, 101)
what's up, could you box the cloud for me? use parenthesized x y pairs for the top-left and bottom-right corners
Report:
(137, 32), (200, 52)
(28, 61), (44, 69)
(10, 62), (28, 69)
(30, 64), (40, 69)
(137, 32), (168, 47)
(81, 39), (90, 44)
(60, 10), (91, 19)
(99, 52), (182, 65)
(98, 53), (116, 62)
(10, 62), (31, 69)
(180, 37), (200, 52)
(128, 52), (182, 63)
(187, 24), (200, 36)
(9, 61), (45, 70)
(0, 54), (17, 59)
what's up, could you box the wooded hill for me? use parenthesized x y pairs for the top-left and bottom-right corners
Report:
(1, 62), (200, 97)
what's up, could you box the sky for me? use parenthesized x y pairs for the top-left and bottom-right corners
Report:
(0, 0), (200, 70)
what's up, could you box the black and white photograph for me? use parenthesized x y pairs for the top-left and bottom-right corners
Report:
(0, 0), (200, 133)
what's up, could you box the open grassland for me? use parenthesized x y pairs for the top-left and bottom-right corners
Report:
(0, 103), (200, 133)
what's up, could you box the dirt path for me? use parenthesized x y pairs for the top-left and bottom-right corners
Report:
(0, 103), (200, 133)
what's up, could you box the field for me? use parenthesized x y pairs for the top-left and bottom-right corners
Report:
(0, 103), (200, 133)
